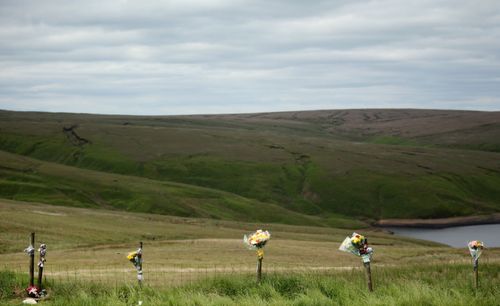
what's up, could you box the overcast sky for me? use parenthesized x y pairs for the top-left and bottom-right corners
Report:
(1, 0), (499, 115)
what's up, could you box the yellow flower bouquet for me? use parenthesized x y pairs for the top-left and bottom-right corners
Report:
(339, 232), (373, 263)
(127, 248), (142, 269)
(244, 229), (271, 250)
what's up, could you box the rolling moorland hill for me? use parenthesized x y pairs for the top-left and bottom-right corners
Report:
(1, 109), (500, 226)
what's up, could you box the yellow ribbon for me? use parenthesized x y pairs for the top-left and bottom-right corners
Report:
(257, 249), (264, 259)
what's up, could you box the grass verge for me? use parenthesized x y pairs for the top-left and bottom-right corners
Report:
(1, 263), (499, 305)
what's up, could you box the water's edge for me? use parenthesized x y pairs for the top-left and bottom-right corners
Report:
(384, 223), (500, 248)
(374, 213), (500, 229)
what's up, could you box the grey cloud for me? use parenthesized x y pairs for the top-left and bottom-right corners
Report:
(0, 0), (499, 115)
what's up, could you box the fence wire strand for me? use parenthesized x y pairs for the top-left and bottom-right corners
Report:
(1, 261), (350, 288)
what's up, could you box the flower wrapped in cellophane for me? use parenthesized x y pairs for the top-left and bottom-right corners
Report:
(127, 246), (143, 282)
(468, 240), (484, 261)
(244, 229), (270, 259)
(339, 232), (374, 263)
(127, 248), (142, 269)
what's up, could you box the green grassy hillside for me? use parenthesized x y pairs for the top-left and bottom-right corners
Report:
(0, 152), (359, 229)
(1, 109), (500, 223)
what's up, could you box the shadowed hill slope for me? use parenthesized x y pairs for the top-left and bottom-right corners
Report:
(0, 109), (499, 224)
(0, 150), (352, 227)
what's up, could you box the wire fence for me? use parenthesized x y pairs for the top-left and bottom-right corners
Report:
(1, 262), (356, 288)
(2, 256), (495, 289)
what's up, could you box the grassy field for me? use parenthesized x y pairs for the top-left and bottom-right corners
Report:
(1, 200), (499, 305)
(1, 199), (498, 279)
(0, 199), (447, 265)
(1, 109), (500, 224)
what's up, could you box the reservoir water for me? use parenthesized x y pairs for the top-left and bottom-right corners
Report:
(385, 223), (500, 248)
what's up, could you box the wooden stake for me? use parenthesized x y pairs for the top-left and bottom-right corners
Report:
(257, 257), (262, 283)
(256, 248), (264, 283)
(29, 232), (35, 287)
(473, 258), (479, 289)
(37, 244), (46, 291)
(138, 241), (143, 286)
(37, 263), (43, 290)
(364, 262), (373, 292)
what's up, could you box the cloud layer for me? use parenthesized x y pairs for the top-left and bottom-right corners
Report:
(1, 0), (499, 114)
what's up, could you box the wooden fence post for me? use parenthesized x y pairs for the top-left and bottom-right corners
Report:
(37, 244), (47, 290)
(473, 258), (479, 289)
(257, 257), (262, 283)
(37, 262), (43, 290)
(138, 241), (143, 286)
(256, 248), (264, 284)
(29, 232), (35, 287)
(364, 262), (373, 292)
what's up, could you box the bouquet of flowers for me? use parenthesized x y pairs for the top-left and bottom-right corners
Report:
(127, 247), (143, 281)
(38, 244), (47, 268)
(244, 229), (270, 259)
(127, 249), (142, 268)
(339, 232), (374, 263)
(25, 285), (40, 298)
(468, 240), (484, 261)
